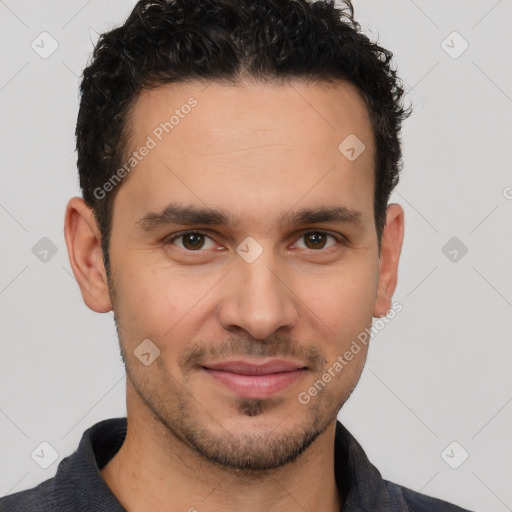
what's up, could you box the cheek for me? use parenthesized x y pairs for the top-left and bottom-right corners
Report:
(297, 260), (378, 337)
(111, 255), (219, 344)
(109, 258), (177, 337)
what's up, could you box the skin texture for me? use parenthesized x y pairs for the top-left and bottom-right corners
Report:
(64, 80), (404, 512)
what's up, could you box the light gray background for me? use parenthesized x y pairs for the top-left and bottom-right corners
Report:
(1, 1), (511, 510)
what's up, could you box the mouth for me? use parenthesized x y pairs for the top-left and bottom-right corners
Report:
(201, 358), (308, 399)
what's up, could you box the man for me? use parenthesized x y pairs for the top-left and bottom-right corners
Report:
(0, 0), (474, 510)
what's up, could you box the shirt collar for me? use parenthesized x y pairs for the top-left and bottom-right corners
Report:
(49, 417), (407, 511)
(334, 421), (409, 511)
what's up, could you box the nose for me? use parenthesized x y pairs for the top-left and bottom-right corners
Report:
(218, 254), (299, 340)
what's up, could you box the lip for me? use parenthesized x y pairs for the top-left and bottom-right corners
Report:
(202, 358), (307, 399)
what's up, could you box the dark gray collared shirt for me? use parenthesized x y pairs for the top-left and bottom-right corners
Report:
(0, 417), (473, 511)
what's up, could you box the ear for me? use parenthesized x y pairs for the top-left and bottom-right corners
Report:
(64, 197), (112, 313)
(373, 203), (404, 318)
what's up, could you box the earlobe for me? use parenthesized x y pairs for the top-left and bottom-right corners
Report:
(64, 197), (112, 313)
(373, 203), (404, 318)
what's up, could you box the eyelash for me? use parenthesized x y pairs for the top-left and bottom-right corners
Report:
(164, 230), (344, 252)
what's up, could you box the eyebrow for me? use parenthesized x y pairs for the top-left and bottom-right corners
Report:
(136, 203), (364, 231)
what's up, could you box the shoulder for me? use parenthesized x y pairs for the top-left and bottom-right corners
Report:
(0, 417), (127, 512)
(386, 479), (475, 512)
(0, 477), (54, 512)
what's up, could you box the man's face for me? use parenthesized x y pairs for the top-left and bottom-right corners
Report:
(104, 80), (384, 469)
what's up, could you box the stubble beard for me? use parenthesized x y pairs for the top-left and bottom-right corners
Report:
(124, 359), (352, 474)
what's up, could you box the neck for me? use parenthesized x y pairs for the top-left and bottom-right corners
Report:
(101, 386), (342, 512)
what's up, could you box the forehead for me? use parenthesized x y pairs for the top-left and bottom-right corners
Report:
(116, 79), (375, 228)
(128, 79), (373, 156)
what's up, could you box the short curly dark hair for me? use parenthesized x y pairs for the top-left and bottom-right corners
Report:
(76, 0), (410, 275)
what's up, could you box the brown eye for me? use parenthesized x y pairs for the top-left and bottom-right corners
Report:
(182, 233), (205, 250)
(169, 232), (216, 251)
(295, 231), (338, 250)
(304, 232), (327, 249)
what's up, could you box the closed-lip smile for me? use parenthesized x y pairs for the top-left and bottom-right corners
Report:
(201, 358), (308, 398)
